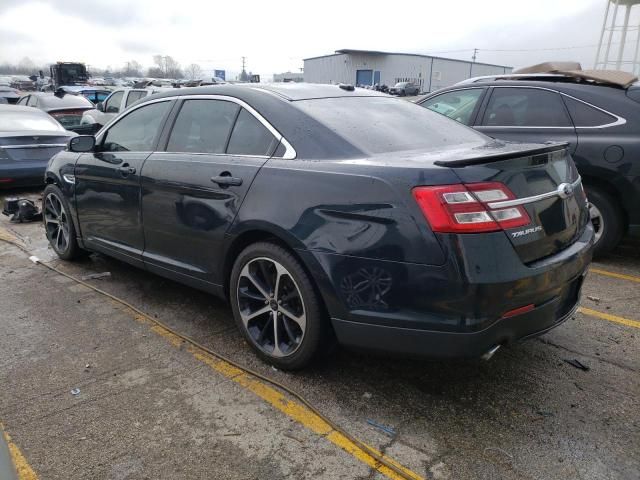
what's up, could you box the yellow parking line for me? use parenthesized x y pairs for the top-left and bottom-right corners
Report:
(141, 315), (424, 480)
(1, 423), (38, 480)
(578, 307), (640, 329)
(590, 268), (640, 284)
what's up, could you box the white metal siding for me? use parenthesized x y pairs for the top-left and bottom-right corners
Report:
(304, 53), (511, 93)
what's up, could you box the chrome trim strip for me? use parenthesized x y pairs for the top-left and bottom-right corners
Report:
(62, 174), (75, 184)
(474, 85), (626, 129)
(2, 144), (67, 149)
(487, 177), (582, 209)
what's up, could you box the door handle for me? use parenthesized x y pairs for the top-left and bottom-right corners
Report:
(118, 164), (136, 176)
(211, 174), (243, 187)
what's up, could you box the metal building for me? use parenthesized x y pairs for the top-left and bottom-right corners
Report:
(303, 49), (512, 93)
(594, 0), (640, 74)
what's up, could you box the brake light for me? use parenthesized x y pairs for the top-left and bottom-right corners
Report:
(412, 182), (530, 233)
(50, 110), (85, 118)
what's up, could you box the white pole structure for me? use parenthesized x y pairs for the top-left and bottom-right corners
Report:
(634, 20), (640, 74)
(603, 0), (621, 69)
(595, 0), (612, 68)
(616, 4), (632, 69)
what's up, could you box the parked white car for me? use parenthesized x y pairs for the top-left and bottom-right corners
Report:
(80, 87), (170, 128)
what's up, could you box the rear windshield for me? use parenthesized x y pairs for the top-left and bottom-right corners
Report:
(294, 97), (486, 154)
(0, 111), (65, 132)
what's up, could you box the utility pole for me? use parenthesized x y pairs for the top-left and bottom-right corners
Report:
(470, 48), (478, 78)
(241, 56), (246, 72)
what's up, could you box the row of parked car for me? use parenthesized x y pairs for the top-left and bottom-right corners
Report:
(1, 66), (638, 368)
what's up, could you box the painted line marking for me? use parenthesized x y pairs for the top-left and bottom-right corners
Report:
(136, 313), (424, 480)
(1, 423), (38, 480)
(590, 268), (640, 284)
(578, 307), (640, 330)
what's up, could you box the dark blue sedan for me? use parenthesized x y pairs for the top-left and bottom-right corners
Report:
(43, 84), (593, 369)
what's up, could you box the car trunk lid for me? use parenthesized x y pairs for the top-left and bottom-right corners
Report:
(0, 133), (69, 162)
(437, 142), (589, 264)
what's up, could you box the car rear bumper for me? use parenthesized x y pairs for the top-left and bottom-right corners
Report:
(301, 223), (594, 358)
(0, 163), (47, 187)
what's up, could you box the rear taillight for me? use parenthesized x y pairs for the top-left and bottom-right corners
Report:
(412, 182), (530, 233)
(50, 110), (85, 118)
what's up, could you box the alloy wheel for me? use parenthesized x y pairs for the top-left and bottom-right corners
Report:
(44, 192), (70, 253)
(588, 202), (604, 244)
(236, 257), (306, 358)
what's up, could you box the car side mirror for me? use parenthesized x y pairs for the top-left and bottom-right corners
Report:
(96, 102), (104, 112)
(69, 135), (96, 153)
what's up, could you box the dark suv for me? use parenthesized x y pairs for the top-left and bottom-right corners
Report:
(418, 76), (640, 255)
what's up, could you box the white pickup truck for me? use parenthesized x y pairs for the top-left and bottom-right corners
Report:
(80, 87), (170, 129)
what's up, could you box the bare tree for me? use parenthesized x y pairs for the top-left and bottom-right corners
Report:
(185, 63), (203, 80)
(152, 55), (182, 78)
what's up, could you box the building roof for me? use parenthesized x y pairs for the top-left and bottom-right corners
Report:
(303, 49), (511, 69)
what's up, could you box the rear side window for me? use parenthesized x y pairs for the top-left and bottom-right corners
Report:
(125, 90), (147, 108)
(227, 109), (278, 156)
(102, 101), (171, 152)
(27, 95), (38, 107)
(562, 96), (617, 127)
(481, 88), (571, 127)
(420, 88), (484, 125)
(167, 99), (239, 153)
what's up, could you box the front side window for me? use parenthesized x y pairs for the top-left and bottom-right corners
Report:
(104, 91), (123, 113)
(125, 90), (147, 108)
(102, 101), (171, 152)
(481, 88), (571, 127)
(227, 109), (278, 156)
(421, 88), (484, 126)
(167, 99), (239, 153)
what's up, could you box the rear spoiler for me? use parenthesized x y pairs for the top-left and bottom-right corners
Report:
(434, 142), (569, 168)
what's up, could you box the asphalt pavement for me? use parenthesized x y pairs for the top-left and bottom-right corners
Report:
(0, 188), (638, 480)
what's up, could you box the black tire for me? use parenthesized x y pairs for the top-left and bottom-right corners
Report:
(230, 242), (328, 370)
(42, 184), (83, 260)
(585, 186), (624, 258)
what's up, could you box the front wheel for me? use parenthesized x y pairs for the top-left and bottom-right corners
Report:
(585, 186), (624, 257)
(42, 184), (83, 260)
(230, 242), (328, 370)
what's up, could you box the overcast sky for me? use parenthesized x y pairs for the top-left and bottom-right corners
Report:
(0, 0), (637, 79)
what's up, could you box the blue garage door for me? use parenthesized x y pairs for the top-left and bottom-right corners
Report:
(356, 69), (373, 86)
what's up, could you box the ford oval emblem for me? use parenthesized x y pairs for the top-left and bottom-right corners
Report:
(557, 182), (574, 199)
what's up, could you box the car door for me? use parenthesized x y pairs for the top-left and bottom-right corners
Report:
(474, 86), (578, 154)
(420, 87), (487, 126)
(140, 97), (281, 289)
(74, 99), (174, 266)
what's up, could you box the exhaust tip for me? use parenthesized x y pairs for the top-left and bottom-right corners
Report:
(481, 345), (501, 361)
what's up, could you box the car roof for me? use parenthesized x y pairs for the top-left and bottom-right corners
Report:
(30, 92), (94, 108)
(424, 79), (627, 98)
(144, 83), (387, 102)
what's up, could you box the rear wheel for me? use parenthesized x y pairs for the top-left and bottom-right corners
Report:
(585, 186), (624, 257)
(230, 242), (328, 370)
(43, 184), (82, 260)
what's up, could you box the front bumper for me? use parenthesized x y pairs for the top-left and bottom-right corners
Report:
(300, 223), (594, 358)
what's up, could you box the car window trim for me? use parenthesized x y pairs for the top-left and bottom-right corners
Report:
(474, 85), (625, 129)
(162, 94), (296, 159)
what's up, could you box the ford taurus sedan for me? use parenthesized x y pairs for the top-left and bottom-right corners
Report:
(43, 84), (594, 369)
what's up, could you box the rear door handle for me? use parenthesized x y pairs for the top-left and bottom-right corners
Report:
(211, 175), (243, 187)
